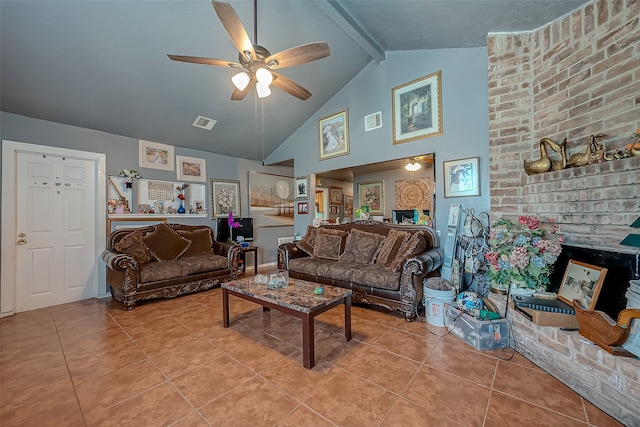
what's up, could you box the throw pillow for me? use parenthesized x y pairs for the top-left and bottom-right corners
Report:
(376, 229), (410, 270)
(143, 223), (191, 261)
(340, 229), (385, 264)
(114, 231), (153, 264)
(296, 225), (319, 255)
(177, 228), (213, 257)
(389, 230), (426, 272)
(312, 233), (344, 260)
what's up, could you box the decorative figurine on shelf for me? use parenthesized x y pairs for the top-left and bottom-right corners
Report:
(119, 169), (142, 188)
(227, 211), (241, 243)
(523, 137), (565, 175)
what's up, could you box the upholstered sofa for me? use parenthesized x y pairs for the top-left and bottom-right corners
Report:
(277, 220), (444, 320)
(102, 223), (241, 310)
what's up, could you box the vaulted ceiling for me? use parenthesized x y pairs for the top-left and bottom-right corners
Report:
(1, 0), (588, 161)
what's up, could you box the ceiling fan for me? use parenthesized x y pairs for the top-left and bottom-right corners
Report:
(168, 0), (330, 101)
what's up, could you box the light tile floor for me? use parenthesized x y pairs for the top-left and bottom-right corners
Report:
(0, 273), (624, 426)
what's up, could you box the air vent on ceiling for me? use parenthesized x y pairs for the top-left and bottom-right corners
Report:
(192, 115), (217, 130)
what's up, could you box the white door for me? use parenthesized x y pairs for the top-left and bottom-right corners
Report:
(15, 152), (97, 312)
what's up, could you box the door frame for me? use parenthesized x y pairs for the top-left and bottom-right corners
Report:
(1, 140), (107, 316)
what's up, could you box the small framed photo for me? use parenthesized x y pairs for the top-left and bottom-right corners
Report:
(139, 140), (174, 171)
(295, 176), (310, 200)
(392, 71), (443, 144)
(176, 156), (206, 182)
(329, 186), (343, 205)
(364, 111), (382, 132)
(297, 202), (309, 214)
(344, 195), (353, 216)
(558, 260), (607, 310)
(193, 200), (204, 213)
(357, 181), (384, 215)
(330, 205), (338, 214)
(443, 157), (480, 198)
(319, 109), (349, 160)
(210, 179), (241, 217)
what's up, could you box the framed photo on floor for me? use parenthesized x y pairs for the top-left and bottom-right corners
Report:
(558, 260), (607, 310)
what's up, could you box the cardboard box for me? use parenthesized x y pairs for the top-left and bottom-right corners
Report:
(510, 300), (579, 328)
(444, 304), (510, 351)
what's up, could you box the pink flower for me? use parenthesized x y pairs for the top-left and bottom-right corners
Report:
(228, 211), (241, 229)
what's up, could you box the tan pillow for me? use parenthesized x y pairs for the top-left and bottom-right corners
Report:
(114, 231), (153, 264)
(177, 229), (213, 257)
(376, 229), (410, 270)
(296, 225), (319, 255)
(143, 223), (191, 261)
(389, 231), (426, 272)
(312, 233), (344, 260)
(340, 229), (385, 264)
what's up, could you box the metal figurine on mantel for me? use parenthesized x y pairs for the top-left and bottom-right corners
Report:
(523, 131), (639, 175)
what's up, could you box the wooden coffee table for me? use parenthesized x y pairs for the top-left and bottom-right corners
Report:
(221, 276), (352, 369)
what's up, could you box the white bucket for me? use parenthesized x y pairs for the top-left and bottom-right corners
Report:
(424, 278), (456, 327)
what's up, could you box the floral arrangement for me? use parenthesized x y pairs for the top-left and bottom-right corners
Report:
(218, 188), (233, 214)
(227, 211), (241, 242)
(120, 169), (141, 179)
(176, 184), (188, 201)
(485, 215), (563, 290)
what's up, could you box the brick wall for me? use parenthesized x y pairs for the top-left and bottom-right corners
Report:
(487, 0), (640, 424)
(488, 0), (640, 249)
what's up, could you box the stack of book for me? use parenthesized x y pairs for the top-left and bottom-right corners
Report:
(511, 295), (579, 328)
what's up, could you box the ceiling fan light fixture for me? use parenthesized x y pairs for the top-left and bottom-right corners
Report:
(256, 81), (271, 98)
(231, 71), (251, 91)
(256, 67), (273, 85)
(405, 158), (422, 171)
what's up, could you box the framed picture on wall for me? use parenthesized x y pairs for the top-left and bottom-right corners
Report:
(392, 71), (443, 144)
(249, 171), (294, 227)
(295, 176), (310, 200)
(558, 260), (607, 310)
(443, 157), (480, 198)
(210, 179), (241, 217)
(357, 181), (384, 215)
(318, 109), (350, 160)
(176, 156), (206, 182)
(329, 186), (343, 205)
(298, 202), (309, 214)
(138, 140), (174, 171)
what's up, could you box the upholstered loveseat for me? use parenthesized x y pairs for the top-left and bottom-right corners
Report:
(277, 220), (443, 320)
(102, 223), (241, 310)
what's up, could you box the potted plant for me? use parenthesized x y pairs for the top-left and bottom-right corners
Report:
(485, 215), (563, 295)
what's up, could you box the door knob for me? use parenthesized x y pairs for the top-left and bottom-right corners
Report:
(17, 238), (27, 245)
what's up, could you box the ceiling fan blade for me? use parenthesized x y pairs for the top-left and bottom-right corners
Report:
(167, 54), (240, 68)
(271, 72), (311, 100)
(265, 42), (330, 69)
(231, 79), (255, 101)
(212, 1), (255, 60)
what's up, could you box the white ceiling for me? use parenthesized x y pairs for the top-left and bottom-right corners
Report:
(0, 0), (588, 161)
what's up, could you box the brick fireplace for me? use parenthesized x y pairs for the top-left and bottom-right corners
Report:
(487, 0), (640, 424)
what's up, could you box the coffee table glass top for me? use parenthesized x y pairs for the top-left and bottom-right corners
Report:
(223, 277), (351, 314)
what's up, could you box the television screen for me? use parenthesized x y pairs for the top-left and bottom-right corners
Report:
(216, 217), (254, 242)
(392, 209), (430, 224)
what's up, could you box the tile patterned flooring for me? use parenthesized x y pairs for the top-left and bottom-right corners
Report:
(0, 276), (624, 426)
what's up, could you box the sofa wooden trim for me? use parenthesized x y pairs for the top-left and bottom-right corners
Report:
(102, 224), (241, 310)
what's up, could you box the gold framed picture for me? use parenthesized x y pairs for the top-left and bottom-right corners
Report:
(318, 109), (349, 160)
(392, 71), (443, 144)
(558, 260), (607, 310)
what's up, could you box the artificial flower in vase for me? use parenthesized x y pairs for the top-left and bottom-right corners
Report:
(227, 211), (241, 243)
(176, 184), (189, 214)
(119, 169), (142, 188)
(485, 215), (562, 295)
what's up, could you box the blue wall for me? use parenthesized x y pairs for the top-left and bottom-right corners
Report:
(266, 47), (492, 247)
(1, 112), (294, 269)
